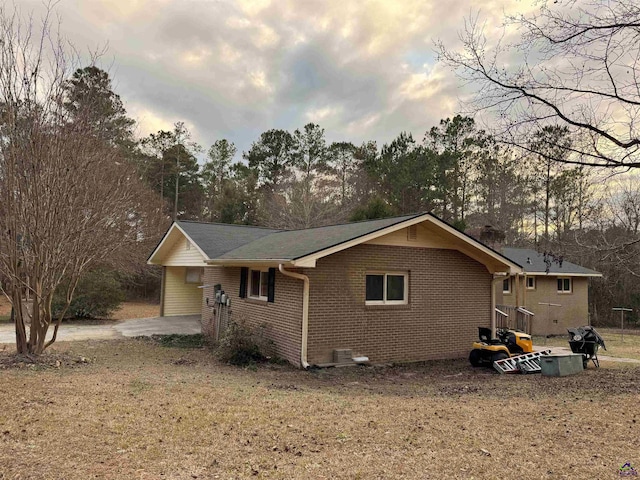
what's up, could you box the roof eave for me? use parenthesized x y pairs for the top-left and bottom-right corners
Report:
(205, 258), (297, 268)
(524, 272), (602, 277)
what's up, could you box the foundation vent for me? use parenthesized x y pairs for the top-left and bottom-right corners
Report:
(333, 349), (354, 364)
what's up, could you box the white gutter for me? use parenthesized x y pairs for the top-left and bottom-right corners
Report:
(491, 273), (509, 338)
(278, 264), (310, 369)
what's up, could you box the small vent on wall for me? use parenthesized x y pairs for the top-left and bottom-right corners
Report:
(407, 225), (418, 241)
(186, 239), (191, 250)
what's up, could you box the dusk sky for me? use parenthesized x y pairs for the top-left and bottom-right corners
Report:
(24, 0), (536, 156)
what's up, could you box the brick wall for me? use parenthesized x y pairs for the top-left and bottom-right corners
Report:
(305, 244), (492, 365)
(201, 267), (303, 366)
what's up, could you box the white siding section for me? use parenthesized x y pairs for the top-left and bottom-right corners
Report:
(164, 237), (207, 267)
(164, 266), (202, 316)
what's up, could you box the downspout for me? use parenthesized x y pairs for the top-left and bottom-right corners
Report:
(278, 264), (310, 369)
(491, 273), (508, 338)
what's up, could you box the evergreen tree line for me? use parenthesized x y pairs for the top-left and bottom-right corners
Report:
(69, 66), (640, 325)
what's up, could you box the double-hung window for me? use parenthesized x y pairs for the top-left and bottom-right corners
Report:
(249, 269), (269, 300)
(240, 267), (275, 303)
(557, 277), (572, 293)
(365, 272), (408, 305)
(502, 278), (511, 294)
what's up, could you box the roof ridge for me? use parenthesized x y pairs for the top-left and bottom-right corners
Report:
(275, 212), (427, 233)
(177, 219), (283, 231)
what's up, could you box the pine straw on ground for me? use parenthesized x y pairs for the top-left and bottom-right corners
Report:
(0, 340), (638, 480)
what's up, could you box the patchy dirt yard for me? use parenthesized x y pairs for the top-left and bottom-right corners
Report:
(0, 339), (639, 480)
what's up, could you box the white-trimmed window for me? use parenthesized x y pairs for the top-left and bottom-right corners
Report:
(365, 272), (408, 305)
(557, 277), (572, 293)
(249, 269), (269, 300)
(185, 267), (203, 284)
(526, 276), (536, 290)
(502, 278), (511, 294)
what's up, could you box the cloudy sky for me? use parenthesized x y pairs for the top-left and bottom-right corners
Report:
(24, 0), (536, 156)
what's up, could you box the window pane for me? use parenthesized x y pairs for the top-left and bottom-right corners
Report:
(557, 278), (563, 291)
(564, 279), (571, 291)
(260, 271), (269, 297)
(503, 279), (510, 292)
(527, 277), (534, 288)
(250, 270), (261, 296)
(387, 275), (405, 301)
(366, 275), (384, 301)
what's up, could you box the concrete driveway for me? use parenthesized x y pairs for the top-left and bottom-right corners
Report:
(0, 315), (201, 344)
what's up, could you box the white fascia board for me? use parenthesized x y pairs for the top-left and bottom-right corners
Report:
(524, 272), (602, 278)
(147, 223), (179, 265)
(205, 259), (295, 268)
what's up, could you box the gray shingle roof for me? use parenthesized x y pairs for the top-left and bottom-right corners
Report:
(502, 247), (600, 276)
(217, 214), (421, 260)
(177, 221), (281, 259)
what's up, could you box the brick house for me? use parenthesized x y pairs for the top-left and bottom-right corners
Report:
(497, 247), (601, 336)
(147, 213), (522, 367)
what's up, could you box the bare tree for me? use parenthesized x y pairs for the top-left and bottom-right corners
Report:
(437, 0), (640, 168)
(0, 5), (164, 354)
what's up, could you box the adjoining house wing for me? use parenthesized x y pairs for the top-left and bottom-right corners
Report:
(502, 247), (601, 277)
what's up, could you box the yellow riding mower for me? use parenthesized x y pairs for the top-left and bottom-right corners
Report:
(469, 327), (533, 367)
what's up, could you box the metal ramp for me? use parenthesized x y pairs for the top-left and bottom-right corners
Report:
(493, 350), (552, 374)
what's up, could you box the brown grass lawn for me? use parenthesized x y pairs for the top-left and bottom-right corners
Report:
(0, 299), (159, 323)
(535, 327), (640, 361)
(1, 340), (639, 479)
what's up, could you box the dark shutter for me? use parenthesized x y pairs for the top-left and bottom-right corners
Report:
(239, 267), (248, 298)
(267, 267), (276, 303)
